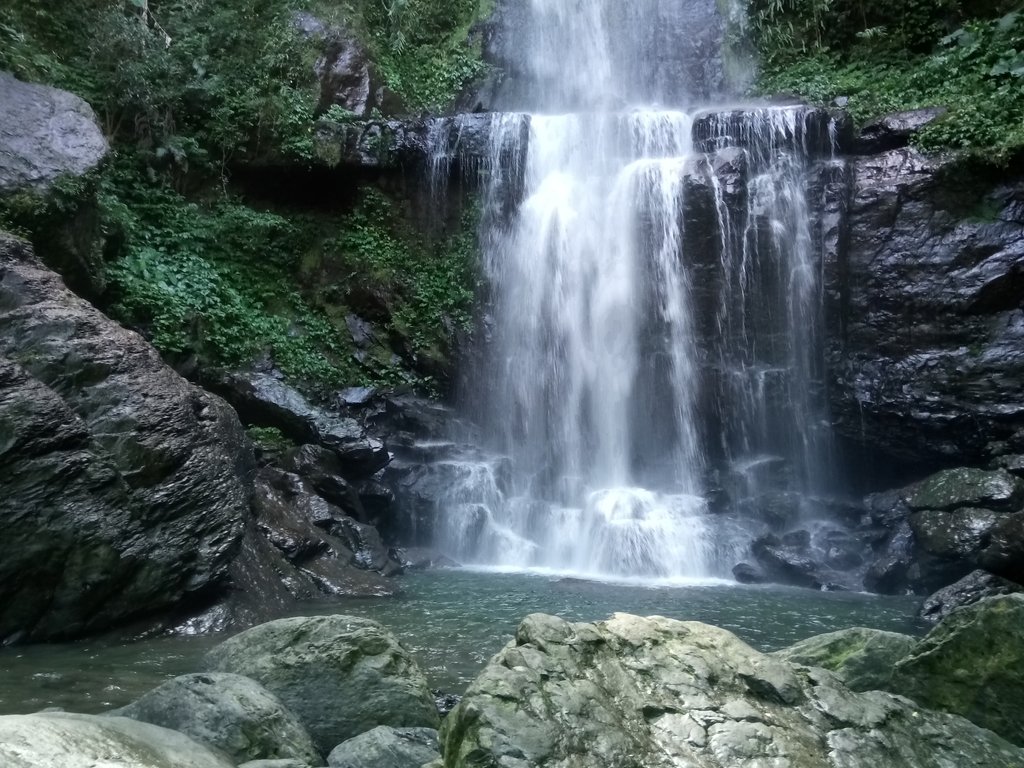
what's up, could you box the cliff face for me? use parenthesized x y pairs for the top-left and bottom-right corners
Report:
(827, 149), (1024, 466)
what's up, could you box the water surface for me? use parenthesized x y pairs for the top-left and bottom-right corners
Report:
(0, 569), (925, 715)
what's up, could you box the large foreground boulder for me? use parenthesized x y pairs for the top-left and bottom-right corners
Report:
(114, 672), (321, 765)
(441, 612), (1023, 768)
(0, 712), (233, 768)
(204, 615), (439, 755)
(0, 234), (252, 643)
(772, 626), (917, 691)
(891, 593), (1024, 746)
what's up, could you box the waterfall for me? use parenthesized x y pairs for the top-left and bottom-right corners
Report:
(410, 0), (841, 580)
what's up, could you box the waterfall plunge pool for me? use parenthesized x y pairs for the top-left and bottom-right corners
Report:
(0, 569), (925, 716)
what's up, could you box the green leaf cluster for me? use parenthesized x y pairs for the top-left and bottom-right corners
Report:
(101, 160), (358, 388)
(749, 0), (1024, 158)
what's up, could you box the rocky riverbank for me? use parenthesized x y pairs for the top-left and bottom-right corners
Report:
(1, 595), (1021, 767)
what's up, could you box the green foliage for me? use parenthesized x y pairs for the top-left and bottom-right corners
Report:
(329, 188), (478, 373)
(750, 0), (1024, 157)
(246, 425), (294, 451)
(342, 0), (489, 111)
(101, 161), (357, 388)
(1, 0), (319, 170)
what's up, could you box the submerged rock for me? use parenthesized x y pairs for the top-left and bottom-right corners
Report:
(440, 612), (1022, 768)
(113, 672), (321, 765)
(327, 726), (440, 768)
(891, 593), (1024, 746)
(0, 712), (234, 768)
(204, 615), (439, 755)
(920, 569), (1023, 622)
(772, 627), (917, 691)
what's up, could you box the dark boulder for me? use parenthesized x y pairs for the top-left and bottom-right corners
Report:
(920, 569), (1024, 623)
(281, 443), (365, 517)
(853, 107), (948, 154)
(217, 372), (389, 478)
(0, 234), (252, 643)
(731, 562), (765, 584)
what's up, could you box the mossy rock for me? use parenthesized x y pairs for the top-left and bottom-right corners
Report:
(772, 627), (918, 691)
(891, 593), (1024, 746)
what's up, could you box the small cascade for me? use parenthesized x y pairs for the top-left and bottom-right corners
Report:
(401, 0), (846, 580)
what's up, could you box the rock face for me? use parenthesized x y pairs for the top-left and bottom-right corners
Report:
(920, 569), (1023, 622)
(891, 594), (1024, 746)
(828, 148), (1024, 464)
(863, 466), (1024, 594)
(772, 627), (917, 691)
(0, 234), (252, 643)
(441, 613), (1023, 768)
(114, 672), (321, 765)
(327, 726), (440, 768)
(852, 107), (948, 154)
(0, 72), (108, 192)
(0, 712), (234, 768)
(204, 615), (440, 755)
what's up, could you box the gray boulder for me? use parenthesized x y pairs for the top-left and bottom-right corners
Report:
(327, 726), (440, 768)
(114, 672), (321, 765)
(0, 233), (252, 644)
(440, 612), (1023, 768)
(920, 569), (1023, 622)
(772, 626), (917, 691)
(0, 712), (234, 768)
(238, 760), (314, 768)
(0, 72), (108, 193)
(204, 615), (439, 755)
(891, 593), (1024, 746)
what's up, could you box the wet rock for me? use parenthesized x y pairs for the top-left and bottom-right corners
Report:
(773, 627), (917, 691)
(282, 443), (365, 517)
(327, 726), (440, 768)
(238, 760), (313, 768)
(0, 234), (252, 644)
(907, 467), (1024, 512)
(891, 594), (1024, 746)
(692, 106), (844, 156)
(0, 72), (108, 193)
(432, 690), (462, 718)
(441, 612), (1023, 768)
(0, 712), (234, 768)
(218, 373), (389, 478)
(853, 107), (948, 154)
(205, 615), (439, 755)
(251, 466), (401, 587)
(731, 562), (765, 584)
(113, 672), (321, 765)
(392, 547), (460, 570)
(863, 521), (916, 594)
(828, 149), (1024, 463)
(751, 534), (826, 589)
(920, 569), (1023, 623)
(909, 507), (1024, 586)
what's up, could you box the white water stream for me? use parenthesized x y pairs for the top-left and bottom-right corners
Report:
(423, 0), (839, 579)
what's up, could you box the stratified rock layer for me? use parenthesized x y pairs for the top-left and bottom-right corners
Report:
(0, 233), (252, 643)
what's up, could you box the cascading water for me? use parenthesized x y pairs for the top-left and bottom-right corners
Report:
(411, 0), (843, 580)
